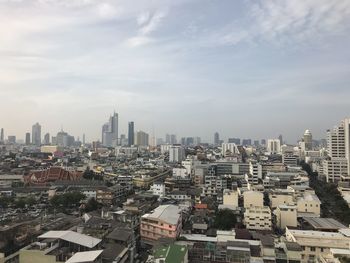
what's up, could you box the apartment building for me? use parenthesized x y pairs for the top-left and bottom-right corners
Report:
(141, 205), (182, 245)
(244, 206), (272, 231)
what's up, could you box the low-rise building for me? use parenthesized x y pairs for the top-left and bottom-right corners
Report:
(244, 206), (272, 231)
(141, 205), (182, 245)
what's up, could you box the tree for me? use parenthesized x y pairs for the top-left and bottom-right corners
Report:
(85, 198), (100, 212)
(213, 209), (237, 230)
(50, 192), (85, 208)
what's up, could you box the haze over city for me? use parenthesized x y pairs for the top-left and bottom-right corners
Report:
(1, 0), (350, 142)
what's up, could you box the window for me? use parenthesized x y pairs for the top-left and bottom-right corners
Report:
(320, 248), (324, 252)
(310, 247), (316, 252)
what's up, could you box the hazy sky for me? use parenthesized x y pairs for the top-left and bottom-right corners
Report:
(0, 0), (350, 143)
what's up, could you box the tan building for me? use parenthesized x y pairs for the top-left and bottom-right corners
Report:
(274, 204), (297, 229)
(244, 206), (272, 231)
(286, 228), (350, 263)
(243, 191), (263, 208)
(223, 189), (239, 208)
(269, 190), (295, 209)
(297, 192), (321, 216)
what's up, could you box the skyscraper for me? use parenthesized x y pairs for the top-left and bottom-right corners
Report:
(128, 121), (134, 146)
(214, 132), (220, 145)
(25, 132), (31, 145)
(303, 130), (313, 151)
(135, 131), (149, 146)
(323, 118), (350, 182)
(0, 128), (4, 143)
(44, 133), (50, 145)
(32, 122), (41, 146)
(102, 111), (118, 147)
(83, 134), (86, 145)
(278, 134), (283, 145)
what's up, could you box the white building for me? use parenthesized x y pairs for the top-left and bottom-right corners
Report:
(324, 118), (350, 182)
(267, 139), (281, 154)
(172, 167), (188, 178)
(169, 146), (185, 163)
(151, 182), (166, 197)
(244, 206), (272, 231)
(249, 162), (263, 179)
(221, 143), (240, 157)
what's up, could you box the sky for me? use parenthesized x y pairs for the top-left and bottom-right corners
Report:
(0, 0), (350, 143)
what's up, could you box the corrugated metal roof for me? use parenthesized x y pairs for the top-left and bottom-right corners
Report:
(38, 231), (101, 248)
(65, 250), (103, 263)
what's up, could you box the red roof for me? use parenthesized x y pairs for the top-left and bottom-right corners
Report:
(195, 203), (208, 209)
(24, 167), (82, 186)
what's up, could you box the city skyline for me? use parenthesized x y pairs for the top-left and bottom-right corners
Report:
(1, 1), (350, 142)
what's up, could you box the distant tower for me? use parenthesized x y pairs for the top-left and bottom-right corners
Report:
(25, 132), (31, 145)
(44, 133), (50, 145)
(83, 134), (86, 145)
(278, 134), (283, 145)
(303, 130), (313, 151)
(128, 122), (134, 146)
(0, 128), (4, 143)
(32, 122), (41, 146)
(102, 111), (118, 147)
(214, 132), (220, 145)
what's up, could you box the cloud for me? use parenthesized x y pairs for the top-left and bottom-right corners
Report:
(97, 2), (121, 19)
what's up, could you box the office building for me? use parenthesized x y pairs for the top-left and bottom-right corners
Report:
(25, 132), (30, 145)
(32, 122), (41, 146)
(101, 111), (118, 147)
(136, 130), (149, 146)
(128, 121), (134, 146)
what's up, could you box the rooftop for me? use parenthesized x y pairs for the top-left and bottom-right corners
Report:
(38, 231), (101, 248)
(142, 205), (181, 225)
(65, 250), (103, 263)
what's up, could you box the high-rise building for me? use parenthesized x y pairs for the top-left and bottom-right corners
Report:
(44, 133), (50, 145)
(55, 130), (75, 147)
(8, 136), (16, 144)
(83, 134), (85, 145)
(278, 134), (283, 145)
(136, 131), (149, 146)
(267, 139), (281, 154)
(0, 128), (4, 143)
(228, 138), (240, 145)
(303, 130), (313, 151)
(214, 132), (220, 145)
(102, 111), (118, 147)
(165, 134), (177, 144)
(128, 121), (134, 146)
(242, 139), (252, 146)
(32, 122), (41, 146)
(323, 118), (350, 182)
(25, 132), (30, 145)
(169, 145), (185, 163)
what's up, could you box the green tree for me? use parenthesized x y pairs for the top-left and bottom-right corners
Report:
(213, 209), (237, 230)
(85, 198), (100, 212)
